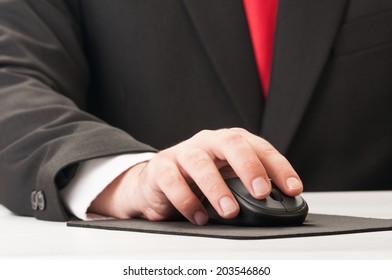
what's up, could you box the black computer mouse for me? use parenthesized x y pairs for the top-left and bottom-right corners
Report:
(203, 178), (309, 226)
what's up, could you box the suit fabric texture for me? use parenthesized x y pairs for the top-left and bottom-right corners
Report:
(0, 0), (391, 221)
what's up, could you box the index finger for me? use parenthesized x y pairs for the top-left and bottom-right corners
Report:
(230, 128), (303, 196)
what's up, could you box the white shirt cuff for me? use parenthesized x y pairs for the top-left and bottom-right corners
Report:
(60, 152), (156, 220)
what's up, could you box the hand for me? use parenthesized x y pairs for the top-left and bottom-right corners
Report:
(88, 128), (303, 225)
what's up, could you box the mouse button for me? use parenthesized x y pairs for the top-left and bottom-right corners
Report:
(240, 193), (286, 212)
(226, 178), (286, 211)
(269, 188), (283, 201)
(225, 178), (249, 196)
(281, 195), (305, 211)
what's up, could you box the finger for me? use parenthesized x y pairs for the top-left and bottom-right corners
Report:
(152, 157), (209, 225)
(231, 128), (303, 196)
(195, 129), (272, 199)
(177, 147), (240, 219)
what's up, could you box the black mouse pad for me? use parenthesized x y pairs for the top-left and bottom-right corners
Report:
(67, 213), (392, 240)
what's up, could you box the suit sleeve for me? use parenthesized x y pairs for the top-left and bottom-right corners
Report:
(0, 0), (156, 221)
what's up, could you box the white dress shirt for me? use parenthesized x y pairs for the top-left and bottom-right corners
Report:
(60, 153), (155, 220)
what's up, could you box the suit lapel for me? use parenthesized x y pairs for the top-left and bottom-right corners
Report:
(183, 0), (348, 154)
(182, 0), (263, 131)
(261, 0), (348, 154)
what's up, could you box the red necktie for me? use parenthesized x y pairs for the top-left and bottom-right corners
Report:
(243, 0), (278, 97)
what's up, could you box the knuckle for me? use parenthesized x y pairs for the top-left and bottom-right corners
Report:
(261, 146), (279, 158)
(230, 127), (247, 135)
(144, 208), (166, 222)
(217, 128), (230, 133)
(150, 157), (178, 183)
(151, 152), (178, 172)
(152, 150), (171, 163)
(176, 148), (195, 165)
(176, 196), (197, 213)
(144, 210), (161, 221)
(241, 159), (262, 172)
(184, 149), (210, 169)
(158, 169), (182, 187)
(205, 182), (223, 198)
(194, 129), (212, 140)
(196, 172), (216, 189)
(221, 130), (244, 145)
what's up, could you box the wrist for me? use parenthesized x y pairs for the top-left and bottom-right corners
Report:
(88, 161), (148, 219)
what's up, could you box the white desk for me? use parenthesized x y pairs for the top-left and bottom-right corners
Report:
(1, 191), (392, 260)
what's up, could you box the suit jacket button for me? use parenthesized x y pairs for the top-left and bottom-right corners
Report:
(31, 191), (38, 210)
(36, 191), (45, 211)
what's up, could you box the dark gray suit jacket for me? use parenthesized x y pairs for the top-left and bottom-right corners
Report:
(0, 0), (391, 221)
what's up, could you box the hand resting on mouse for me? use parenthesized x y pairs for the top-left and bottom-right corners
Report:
(88, 128), (304, 225)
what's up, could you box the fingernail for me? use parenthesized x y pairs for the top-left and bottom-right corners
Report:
(193, 211), (208, 225)
(251, 177), (271, 197)
(286, 177), (302, 190)
(219, 196), (237, 215)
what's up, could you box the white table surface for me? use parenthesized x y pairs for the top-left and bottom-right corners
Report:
(1, 191), (392, 260)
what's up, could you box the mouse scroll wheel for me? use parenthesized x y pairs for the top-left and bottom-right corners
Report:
(270, 189), (283, 202)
